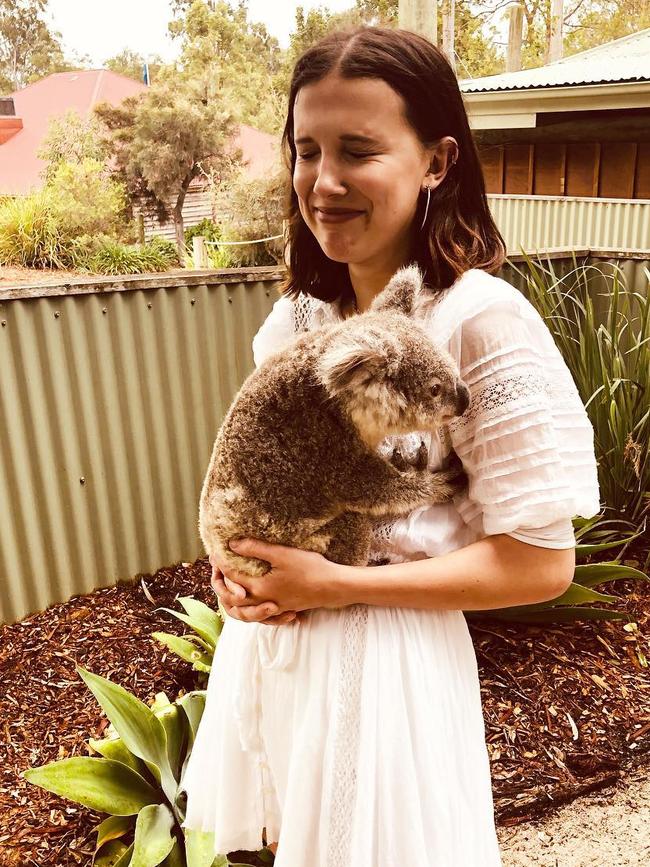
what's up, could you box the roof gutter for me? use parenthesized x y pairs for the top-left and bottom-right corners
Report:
(463, 80), (650, 129)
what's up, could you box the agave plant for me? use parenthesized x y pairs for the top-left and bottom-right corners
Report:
(152, 596), (225, 676)
(465, 515), (648, 625)
(21, 669), (269, 866)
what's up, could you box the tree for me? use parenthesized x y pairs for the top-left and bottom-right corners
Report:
(104, 48), (165, 84)
(37, 108), (109, 183)
(170, 0), (285, 133)
(563, 0), (650, 55)
(0, 0), (69, 91)
(95, 77), (242, 252)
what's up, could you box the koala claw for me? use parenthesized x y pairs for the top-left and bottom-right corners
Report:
(437, 453), (468, 491)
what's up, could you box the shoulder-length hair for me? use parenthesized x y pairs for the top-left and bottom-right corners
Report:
(279, 25), (506, 304)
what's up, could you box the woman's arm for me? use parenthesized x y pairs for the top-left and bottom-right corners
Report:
(328, 533), (575, 611)
(211, 533), (575, 622)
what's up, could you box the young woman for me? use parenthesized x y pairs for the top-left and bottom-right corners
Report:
(181, 26), (600, 866)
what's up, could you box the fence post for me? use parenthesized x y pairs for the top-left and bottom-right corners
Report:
(192, 235), (209, 269)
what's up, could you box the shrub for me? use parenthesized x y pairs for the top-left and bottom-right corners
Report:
(184, 218), (221, 247)
(0, 189), (73, 268)
(75, 235), (181, 275)
(513, 253), (650, 528)
(47, 158), (129, 239)
(215, 168), (287, 268)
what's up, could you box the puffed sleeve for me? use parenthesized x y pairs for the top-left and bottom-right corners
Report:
(251, 293), (296, 368)
(445, 286), (601, 540)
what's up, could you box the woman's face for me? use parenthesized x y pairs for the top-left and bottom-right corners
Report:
(292, 74), (433, 270)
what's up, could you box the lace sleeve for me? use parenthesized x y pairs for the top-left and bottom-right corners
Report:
(446, 295), (601, 538)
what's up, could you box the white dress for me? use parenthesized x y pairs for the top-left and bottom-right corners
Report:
(180, 268), (601, 866)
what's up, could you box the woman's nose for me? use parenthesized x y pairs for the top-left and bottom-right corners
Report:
(312, 159), (347, 197)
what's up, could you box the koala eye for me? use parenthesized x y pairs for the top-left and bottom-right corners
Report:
(431, 383), (441, 397)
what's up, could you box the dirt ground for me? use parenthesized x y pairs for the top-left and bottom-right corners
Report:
(498, 764), (650, 866)
(0, 265), (86, 286)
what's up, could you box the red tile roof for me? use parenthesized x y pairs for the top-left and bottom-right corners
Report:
(0, 69), (280, 196)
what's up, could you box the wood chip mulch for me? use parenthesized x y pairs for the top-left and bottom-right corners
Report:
(1, 553), (649, 867)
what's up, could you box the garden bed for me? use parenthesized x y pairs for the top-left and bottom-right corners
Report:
(1, 553), (648, 867)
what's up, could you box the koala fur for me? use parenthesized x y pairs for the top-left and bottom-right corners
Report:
(198, 264), (470, 584)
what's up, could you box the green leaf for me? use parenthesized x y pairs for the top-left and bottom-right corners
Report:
(76, 667), (178, 804)
(94, 839), (131, 867)
(22, 757), (159, 815)
(473, 606), (631, 624)
(184, 828), (217, 867)
(177, 691), (206, 749)
(157, 596), (222, 648)
(161, 840), (185, 867)
(96, 815), (136, 851)
(153, 702), (188, 781)
(88, 735), (144, 775)
(573, 562), (649, 588)
(152, 632), (213, 670)
(130, 803), (175, 867)
(114, 842), (134, 867)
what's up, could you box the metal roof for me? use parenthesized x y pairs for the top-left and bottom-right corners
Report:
(459, 27), (650, 93)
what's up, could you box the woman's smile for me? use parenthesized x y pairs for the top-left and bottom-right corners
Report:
(314, 206), (366, 224)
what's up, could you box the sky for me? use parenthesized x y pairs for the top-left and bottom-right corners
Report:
(47, 0), (359, 67)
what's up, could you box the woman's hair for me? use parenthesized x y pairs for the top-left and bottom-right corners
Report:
(279, 25), (506, 303)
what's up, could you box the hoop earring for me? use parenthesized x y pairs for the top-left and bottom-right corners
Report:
(419, 185), (431, 232)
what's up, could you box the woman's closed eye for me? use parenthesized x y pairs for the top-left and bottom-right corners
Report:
(296, 150), (379, 161)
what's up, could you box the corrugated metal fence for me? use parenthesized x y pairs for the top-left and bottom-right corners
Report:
(1, 253), (649, 625)
(487, 194), (650, 253)
(0, 269), (283, 624)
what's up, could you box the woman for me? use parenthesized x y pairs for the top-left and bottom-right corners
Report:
(181, 26), (600, 866)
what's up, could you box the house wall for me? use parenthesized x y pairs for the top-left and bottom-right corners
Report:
(480, 141), (650, 199)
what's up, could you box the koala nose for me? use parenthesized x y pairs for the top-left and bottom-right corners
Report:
(455, 382), (470, 416)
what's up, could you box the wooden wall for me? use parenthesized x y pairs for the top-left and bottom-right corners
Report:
(480, 142), (650, 199)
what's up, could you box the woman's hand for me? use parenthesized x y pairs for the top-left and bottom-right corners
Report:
(210, 556), (297, 626)
(209, 539), (343, 625)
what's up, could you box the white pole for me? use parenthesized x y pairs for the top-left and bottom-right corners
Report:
(192, 236), (209, 269)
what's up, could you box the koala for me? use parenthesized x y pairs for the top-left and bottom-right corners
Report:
(198, 264), (470, 584)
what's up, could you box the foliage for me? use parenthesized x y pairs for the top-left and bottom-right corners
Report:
(512, 252), (650, 527)
(104, 48), (165, 84)
(0, 178), (147, 271)
(466, 514), (648, 625)
(214, 167), (287, 267)
(74, 235), (181, 275)
(170, 0), (286, 135)
(94, 76), (241, 253)
(0, 0), (71, 91)
(46, 158), (129, 238)
(563, 0), (650, 57)
(37, 108), (109, 182)
(152, 596), (226, 677)
(0, 188), (72, 268)
(184, 218), (222, 247)
(21, 667), (265, 865)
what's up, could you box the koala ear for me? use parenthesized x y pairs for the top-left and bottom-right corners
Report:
(317, 334), (387, 396)
(369, 264), (425, 316)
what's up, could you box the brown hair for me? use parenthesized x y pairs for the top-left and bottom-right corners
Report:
(279, 25), (506, 304)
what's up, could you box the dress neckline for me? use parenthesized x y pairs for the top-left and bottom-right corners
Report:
(323, 268), (479, 324)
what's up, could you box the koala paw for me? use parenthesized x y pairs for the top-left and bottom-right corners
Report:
(436, 452), (468, 493)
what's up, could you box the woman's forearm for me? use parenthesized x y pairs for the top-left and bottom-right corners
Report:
(329, 534), (575, 611)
